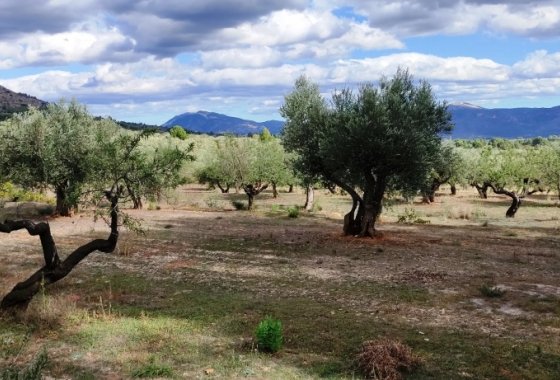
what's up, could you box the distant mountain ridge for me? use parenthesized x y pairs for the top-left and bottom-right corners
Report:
(449, 104), (560, 138)
(161, 111), (283, 135)
(163, 106), (560, 138)
(0, 85), (47, 119)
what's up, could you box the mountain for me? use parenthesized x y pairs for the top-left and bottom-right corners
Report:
(449, 104), (560, 138)
(0, 85), (48, 119)
(161, 111), (284, 135)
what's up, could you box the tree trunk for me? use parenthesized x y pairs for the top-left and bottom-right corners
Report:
(472, 183), (488, 199)
(428, 178), (443, 203)
(131, 195), (143, 209)
(217, 182), (230, 193)
(1, 191), (120, 310)
(304, 185), (314, 211)
(55, 186), (72, 217)
(358, 175), (386, 237)
(243, 183), (268, 211)
(506, 195), (521, 218)
(288, 184), (294, 193)
(272, 182), (278, 198)
(127, 184), (143, 209)
(325, 175), (363, 235)
(486, 183), (522, 218)
(247, 193), (254, 210)
(450, 184), (457, 195)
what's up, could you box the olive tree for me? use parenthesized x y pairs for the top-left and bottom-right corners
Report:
(196, 137), (239, 193)
(282, 70), (452, 236)
(197, 136), (291, 208)
(0, 101), (104, 216)
(466, 146), (543, 217)
(422, 144), (464, 203)
(0, 112), (194, 310)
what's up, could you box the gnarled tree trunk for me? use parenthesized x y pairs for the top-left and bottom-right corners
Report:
(450, 183), (457, 196)
(243, 183), (268, 211)
(126, 183), (143, 209)
(0, 191), (120, 310)
(55, 185), (72, 216)
(272, 182), (278, 198)
(216, 182), (230, 193)
(486, 183), (522, 218)
(304, 185), (314, 211)
(472, 182), (489, 199)
(358, 174), (386, 237)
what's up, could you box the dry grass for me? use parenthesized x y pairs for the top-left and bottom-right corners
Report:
(356, 339), (421, 380)
(1, 185), (559, 378)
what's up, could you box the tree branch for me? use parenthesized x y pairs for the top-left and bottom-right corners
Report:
(0, 191), (120, 310)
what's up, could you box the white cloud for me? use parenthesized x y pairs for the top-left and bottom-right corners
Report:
(329, 53), (510, 84)
(513, 50), (560, 78)
(328, 1), (560, 38)
(4, 49), (558, 114)
(0, 21), (136, 68)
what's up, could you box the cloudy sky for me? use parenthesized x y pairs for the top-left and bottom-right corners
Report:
(0, 0), (559, 124)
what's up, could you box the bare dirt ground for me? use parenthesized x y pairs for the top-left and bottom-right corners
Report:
(1, 187), (560, 378)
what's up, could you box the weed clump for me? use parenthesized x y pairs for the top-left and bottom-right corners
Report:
(356, 339), (421, 380)
(231, 200), (246, 210)
(1, 349), (48, 380)
(287, 206), (300, 218)
(396, 208), (430, 224)
(479, 283), (506, 298)
(131, 356), (173, 378)
(255, 316), (283, 353)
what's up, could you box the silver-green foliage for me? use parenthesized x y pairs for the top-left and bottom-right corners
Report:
(281, 69), (452, 235)
(0, 100), (194, 215)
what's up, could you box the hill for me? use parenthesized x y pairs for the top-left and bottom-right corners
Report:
(162, 105), (560, 138)
(161, 111), (283, 135)
(449, 104), (560, 138)
(0, 85), (47, 120)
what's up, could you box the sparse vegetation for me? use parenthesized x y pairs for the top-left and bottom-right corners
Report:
(131, 357), (174, 378)
(287, 206), (300, 218)
(231, 200), (246, 210)
(396, 208), (430, 224)
(479, 283), (506, 298)
(1, 349), (48, 380)
(2, 95), (560, 378)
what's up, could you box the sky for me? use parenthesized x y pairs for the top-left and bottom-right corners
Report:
(0, 0), (559, 125)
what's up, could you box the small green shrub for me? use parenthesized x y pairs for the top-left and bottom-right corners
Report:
(287, 206), (300, 218)
(232, 200), (246, 210)
(131, 357), (173, 378)
(1, 349), (48, 380)
(397, 208), (430, 224)
(255, 316), (283, 353)
(168, 125), (188, 140)
(479, 283), (506, 298)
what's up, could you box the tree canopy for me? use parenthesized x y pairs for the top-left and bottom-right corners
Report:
(0, 100), (194, 215)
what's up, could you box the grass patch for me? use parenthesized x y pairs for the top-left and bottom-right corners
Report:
(131, 356), (173, 378)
